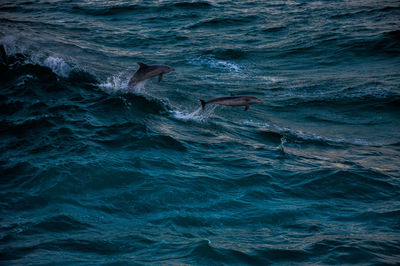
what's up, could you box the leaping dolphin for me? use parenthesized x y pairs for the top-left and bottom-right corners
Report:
(200, 95), (263, 111)
(128, 62), (174, 87)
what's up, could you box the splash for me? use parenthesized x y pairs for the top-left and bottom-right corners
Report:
(277, 136), (287, 153)
(0, 38), (82, 78)
(98, 72), (148, 94)
(131, 80), (147, 93)
(170, 105), (217, 123)
(98, 73), (128, 93)
(43, 56), (73, 78)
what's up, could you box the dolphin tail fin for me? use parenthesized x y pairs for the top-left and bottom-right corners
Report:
(137, 62), (148, 69)
(200, 100), (206, 110)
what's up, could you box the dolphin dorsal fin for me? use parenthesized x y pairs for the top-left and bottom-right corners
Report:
(137, 62), (148, 69)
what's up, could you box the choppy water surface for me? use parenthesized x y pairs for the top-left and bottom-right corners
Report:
(1, 0), (400, 264)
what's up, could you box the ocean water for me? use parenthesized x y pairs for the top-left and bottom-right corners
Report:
(1, 0), (400, 264)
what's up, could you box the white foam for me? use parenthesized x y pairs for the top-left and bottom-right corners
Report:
(1, 37), (84, 78)
(244, 120), (289, 132)
(170, 105), (217, 123)
(43, 56), (73, 78)
(189, 56), (284, 84)
(98, 72), (150, 94)
(189, 56), (241, 73)
(99, 73), (129, 93)
(261, 76), (283, 83)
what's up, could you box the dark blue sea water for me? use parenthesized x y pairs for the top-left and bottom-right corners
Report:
(1, 0), (400, 264)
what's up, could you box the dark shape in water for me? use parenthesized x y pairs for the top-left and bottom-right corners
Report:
(200, 95), (263, 111)
(0, 44), (8, 65)
(128, 62), (174, 87)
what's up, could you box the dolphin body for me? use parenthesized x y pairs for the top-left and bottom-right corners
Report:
(128, 62), (174, 87)
(200, 95), (263, 111)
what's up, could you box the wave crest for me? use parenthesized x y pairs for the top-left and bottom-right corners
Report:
(244, 120), (386, 147)
(170, 105), (217, 123)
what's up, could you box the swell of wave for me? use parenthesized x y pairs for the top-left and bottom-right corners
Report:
(71, 1), (214, 16)
(188, 15), (258, 29)
(286, 168), (397, 200)
(188, 56), (242, 73)
(275, 86), (399, 110)
(0, 41), (89, 79)
(244, 120), (386, 147)
(71, 4), (144, 16)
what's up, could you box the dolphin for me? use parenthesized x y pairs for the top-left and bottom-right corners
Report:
(200, 95), (263, 111)
(128, 62), (174, 87)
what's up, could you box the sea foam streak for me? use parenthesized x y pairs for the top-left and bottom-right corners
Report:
(43, 56), (73, 78)
(188, 55), (282, 84)
(170, 105), (217, 123)
(189, 56), (241, 73)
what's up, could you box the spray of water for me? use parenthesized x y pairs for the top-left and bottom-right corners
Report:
(277, 136), (287, 154)
(170, 105), (217, 123)
(99, 72), (148, 94)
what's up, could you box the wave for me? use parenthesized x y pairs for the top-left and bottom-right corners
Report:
(0, 45), (171, 123)
(0, 5), (18, 12)
(31, 215), (91, 233)
(0, 40), (91, 80)
(188, 15), (258, 29)
(276, 28), (400, 59)
(93, 127), (186, 151)
(286, 168), (397, 200)
(71, 4), (144, 16)
(0, 54), (96, 100)
(201, 48), (248, 60)
(330, 6), (400, 19)
(243, 120), (387, 147)
(0, 117), (55, 138)
(90, 93), (170, 115)
(171, 1), (213, 9)
(42, 56), (73, 78)
(71, 1), (214, 16)
(98, 72), (131, 93)
(261, 25), (286, 33)
(188, 56), (242, 73)
(35, 55), (84, 79)
(1, 161), (39, 189)
(170, 105), (217, 123)
(342, 30), (400, 56)
(274, 86), (400, 110)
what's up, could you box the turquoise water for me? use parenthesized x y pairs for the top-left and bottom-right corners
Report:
(1, 0), (400, 264)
